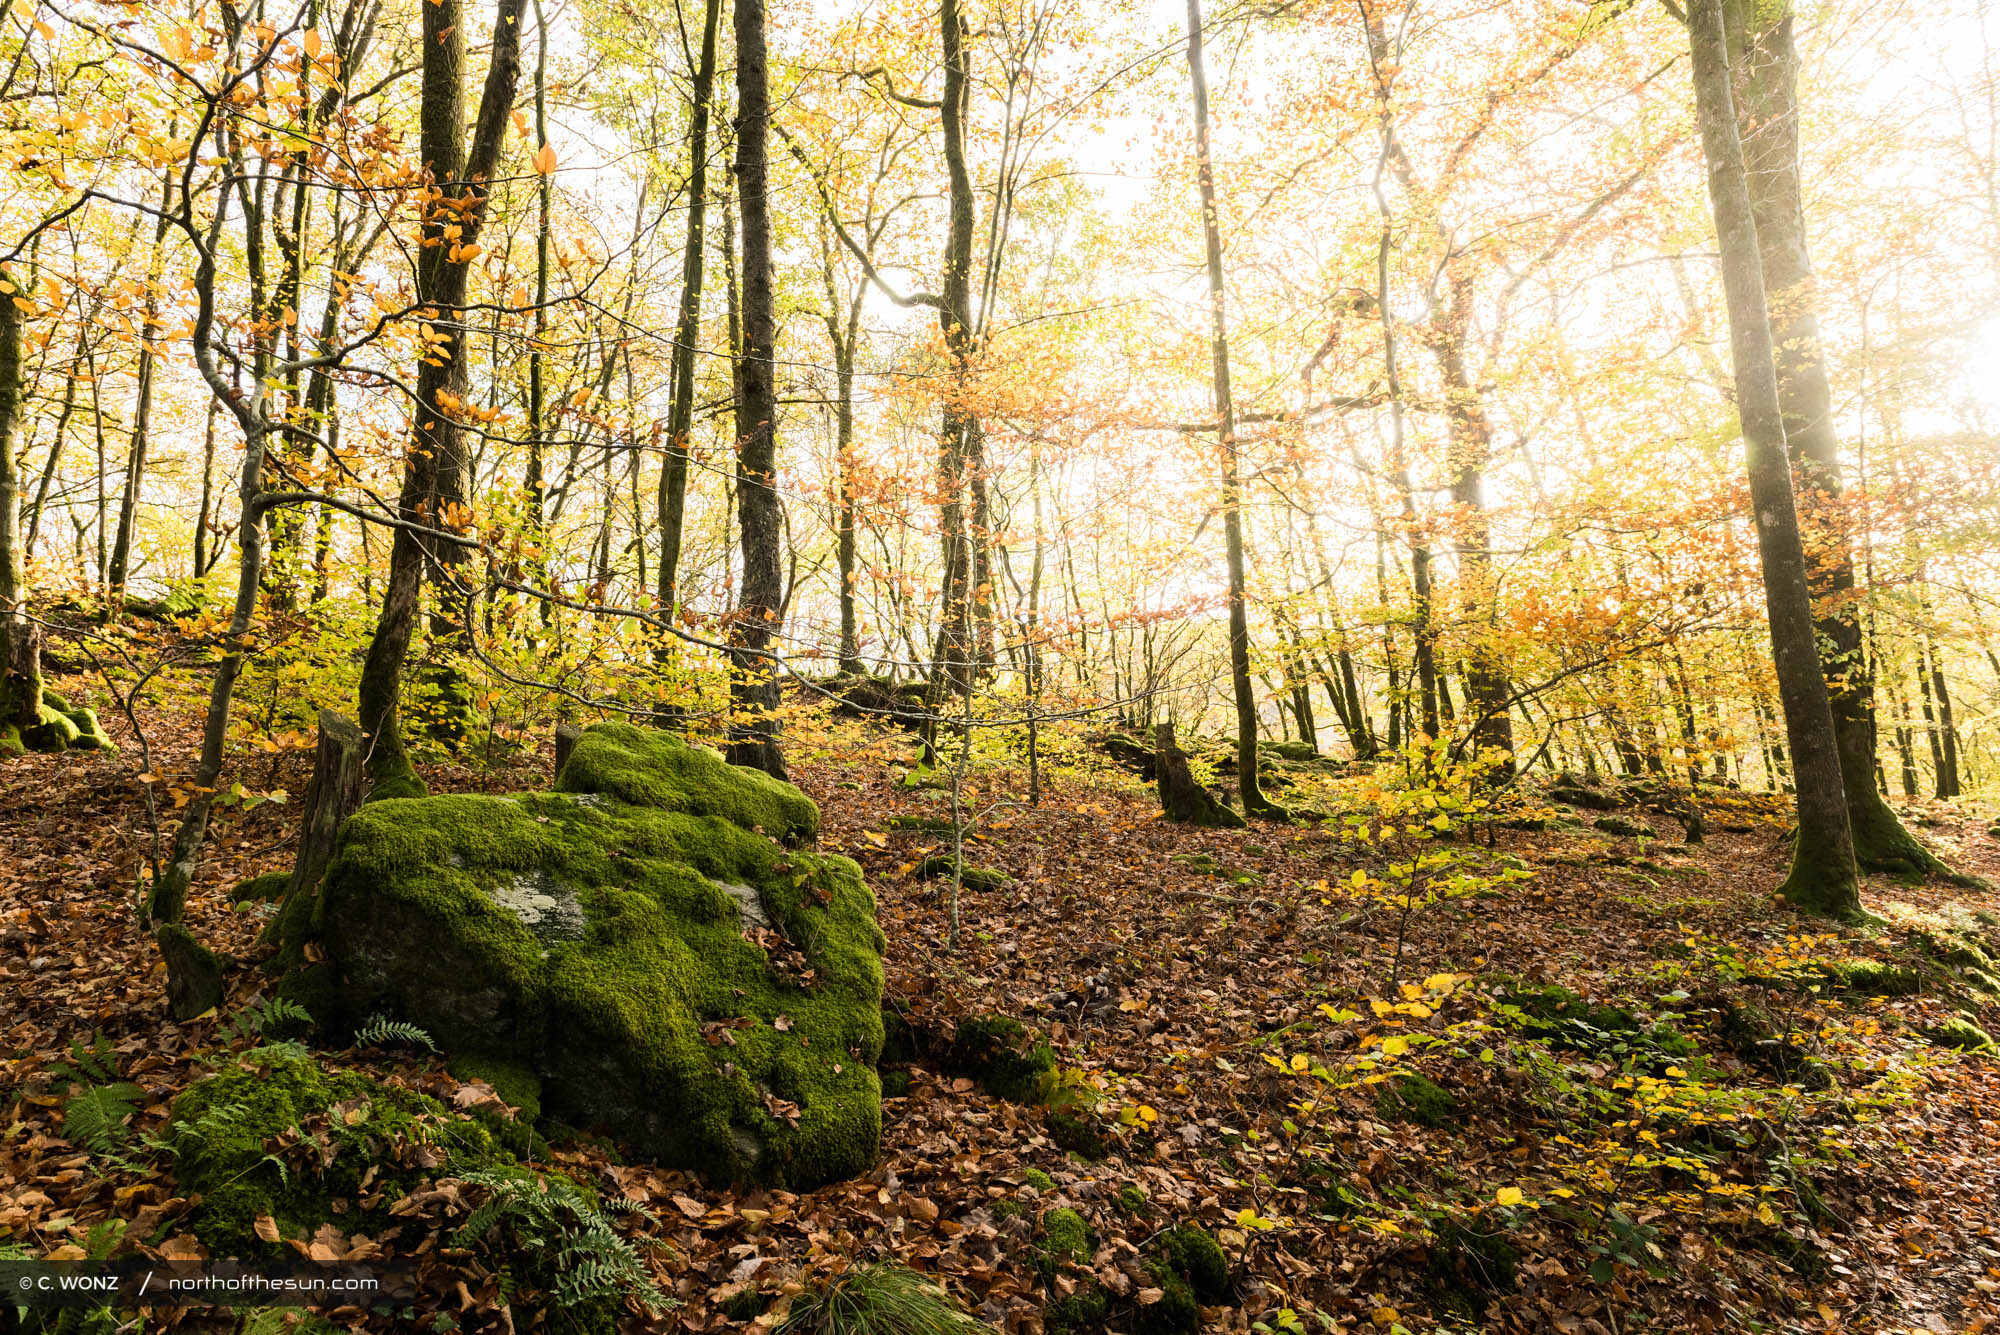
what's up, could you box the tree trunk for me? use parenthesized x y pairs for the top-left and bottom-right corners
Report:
(724, 0), (786, 779)
(1730, 0), (1950, 874)
(1687, 0), (1857, 917)
(1187, 0), (1282, 817)
(657, 0), (723, 617)
(919, 0), (982, 751)
(0, 267), (38, 749)
(1429, 264), (1514, 769)
(354, 0), (527, 797)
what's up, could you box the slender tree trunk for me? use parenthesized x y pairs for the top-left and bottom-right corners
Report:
(1187, 0), (1281, 816)
(1428, 265), (1514, 769)
(657, 0), (723, 617)
(725, 0), (786, 778)
(525, 0), (557, 615)
(354, 0), (527, 795)
(1687, 0), (1858, 916)
(920, 0), (982, 752)
(0, 266), (41, 748)
(1932, 645), (1962, 799)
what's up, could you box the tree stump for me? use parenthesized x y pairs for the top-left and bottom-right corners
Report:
(1156, 723), (1244, 829)
(271, 710), (366, 957)
(157, 922), (225, 1021)
(555, 723), (583, 779)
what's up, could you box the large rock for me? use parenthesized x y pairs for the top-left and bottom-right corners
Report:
(293, 722), (886, 1187)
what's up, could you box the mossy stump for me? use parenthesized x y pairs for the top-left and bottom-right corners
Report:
(286, 721), (887, 1187)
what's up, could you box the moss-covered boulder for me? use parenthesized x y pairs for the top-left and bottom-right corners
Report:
(290, 722), (885, 1187)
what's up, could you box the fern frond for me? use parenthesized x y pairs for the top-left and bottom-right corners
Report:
(62, 1081), (143, 1157)
(352, 1015), (436, 1051)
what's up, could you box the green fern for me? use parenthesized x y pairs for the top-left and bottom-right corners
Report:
(224, 995), (314, 1044)
(454, 1168), (670, 1320)
(44, 1035), (144, 1163)
(352, 1015), (436, 1052)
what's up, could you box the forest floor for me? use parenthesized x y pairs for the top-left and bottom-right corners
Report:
(6, 687), (2000, 1335)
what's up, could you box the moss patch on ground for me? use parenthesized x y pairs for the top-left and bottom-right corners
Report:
(167, 1050), (509, 1257)
(943, 1015), (1054, 1102)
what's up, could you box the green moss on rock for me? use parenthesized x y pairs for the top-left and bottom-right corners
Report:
(556, 721), (817, 846)
(448, 1055), (544, 1123)
(1020, 1167), (1055, 1192)
(1825, 958), (1921, 997)
(1044, 1287), (1109, 1335)
(297, 723), (885, 1188)
(1135, 1261), (1201, 1335)
(1925, 1016), (1997, 1054)
(168, 1051), (508, 1257)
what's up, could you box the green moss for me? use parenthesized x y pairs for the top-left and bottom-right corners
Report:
(168, 1050), (509, 1257)
(61, 705), (113, 751)
(720, 1288), (770, 1322)
(1135, 1261), (1201, 1335)
(1161, 1226), (1228, 1302)
(556, 722), (818, 846)
(21, 708), (79, 751)
(944, 1015), (1055, 1102)
(1824, 958), (1921, 997)
(1047, 1110), (1109, 1160)
(297, 722), (885, 1188)
(156, 922), (225, 1021)
(39, 688), (70, 713)
(1020, 1167), (1056, 1192)
(363, 768), (428, 802)
(879, 1068), (913, 1099)
(1043, 1287), (1109, 1335)
(914, 855), (1010, 892)
(1924, 1016), (1997, 1054)
(0, 724), (22, 759)
(232, 872), (293, 903)
(448, 1055), (544, 1123)
(1117, 1184), (1151, 1217)
(1036, 1207), (1090, 1279)
(1376, 1073), (1457, 1129)
(991, 1199), (1022, 1219)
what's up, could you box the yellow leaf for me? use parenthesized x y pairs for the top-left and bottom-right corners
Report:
(1495, 1186), (1524, 1207)
(1379, 1035), (1409, 1057)
(532, 141), (558, 175)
